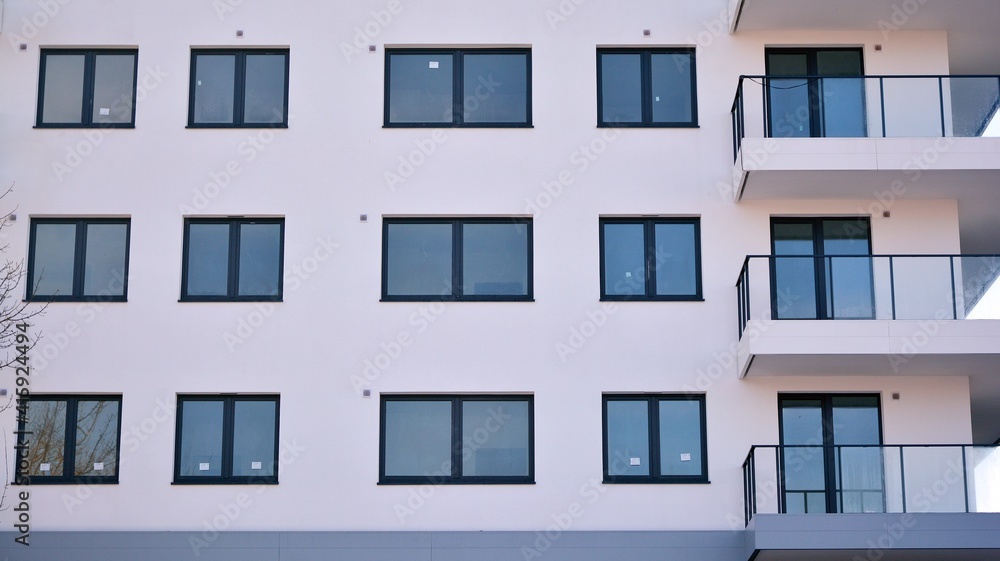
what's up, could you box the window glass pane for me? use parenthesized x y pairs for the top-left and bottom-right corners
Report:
(388, 53), (454, 123)
(232, 400), (277, 477)
(74, 400), (120, 477)
(600, 53), (642, 124)
(244, 54), (286, 124)
(386, 223), (452, 296)
(659, 400), (703, 476)
(606, 400), (649, 476)
(92, 54), (135, 124)
(651, 53), (693, 123)
(83, 223), (128, 297)
(603, 223), (645, 296)
(384, 400), (452, 477)
(32, 223), (77, 296)
(24, 400), (67, 477)
(462, 400), (529, 477)
(41, 54), (86, 124)
(463, 54), (527, 124)
(179, 400), (224, 477)
(462, 223), (528, 296)
(238, 223), (281, 296)
(654, 223), (697, 296)
(194, 55), (236, 124)
(186, 223), (230, 296)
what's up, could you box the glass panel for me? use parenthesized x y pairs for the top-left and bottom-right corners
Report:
(606, 400), (649, 476)
(658, 399), (702, 476)
(650, 53), (693, 123)
(882, 77), (943, 137)
(600, 53), (642, 124)
(83, 223), (128, 297)
(603, 223), (645, 296)
(832, 396), (883, 513)
(823, 220), (873, 319)
(41, 54), (86, 124)
(766, 53), (810, 138)
(179, 400), (224, 477)
(949, 77), (1000, 137)
(32, 223), (77, 296)
(388, 53), (453, 123)
(386, 223), (452, 297)
(772, 222), (818, 319)
(238, 223), (281, 296)
(24, 400), (67, 477)
(780, 399), (827, 513)
(463, 53), (527, 124)
(232, 400), (277, 477)
(383, 400), (452, 477)
(816, 51), (865, 137)
(92, 54), (136, 124)
(193, 54), (236, 124)
(244, 54), (286, 124)
(654, 222), (697, 296)
(186, 223), (230, 296)
(462, 223), (528, 296)
(462, 400), (529, 477)
(74, 400), (120, 477)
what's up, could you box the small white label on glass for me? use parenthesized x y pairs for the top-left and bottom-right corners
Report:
(655, 96), (660, 102)
(40, 463), (51, 472)
(251, 461), (262, 470)
(94, 462), (105, 471)
(630, 457), (641, 466)
(199, 462), (210, 471)
(99, 107), (110, 116)
(680, 453), (692, 462)
(429, 61), (439, 69)
(625, 271), (632, 278)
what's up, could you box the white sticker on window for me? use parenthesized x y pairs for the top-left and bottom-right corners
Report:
(625, 271), (632, 278)
(429, 61), (439, 69)
(40, 463), (51, 472)
(630, 457), (641, 466)
(680, 453), (692, 462)
(99, 108), (111, 116)
(199, 462), (210, 471)
(94, 462), (105, 471)
(251, 461), (262, 470)
(655, 96), (660, 102)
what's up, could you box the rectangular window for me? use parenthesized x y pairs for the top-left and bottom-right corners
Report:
(385, 49), (531, 127)
(603, 394), (707, 484)
(600, 218), (702, 300)
(174, 395), (280, 484)
(382, 218), (532, 301)
(188, 50), (289, 127)
(380, 395), (533, 484)
(27, 218), (130, 301)
(181, 218), (284, 301)
(15, 395), (122, 484)
(597, 48), (697, 127)
(36, 49), (138, 128)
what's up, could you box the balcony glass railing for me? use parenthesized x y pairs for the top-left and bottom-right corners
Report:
(731, 75), (1000, 161)
(736, 255), (1000, 338)
(742, 444), (1000, 526)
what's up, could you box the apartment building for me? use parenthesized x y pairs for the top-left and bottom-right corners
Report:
(1, 0), (999, 559)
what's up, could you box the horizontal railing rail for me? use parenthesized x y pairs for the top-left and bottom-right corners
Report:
(743, 444), (1000, 526)
(732, 74), (1000, 162)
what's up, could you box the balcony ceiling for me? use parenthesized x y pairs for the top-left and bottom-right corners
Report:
(731, 0), (1000, 74)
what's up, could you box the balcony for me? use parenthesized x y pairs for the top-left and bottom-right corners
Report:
(741, 444), (1000, 561)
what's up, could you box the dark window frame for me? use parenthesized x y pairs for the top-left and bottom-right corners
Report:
(180, 217), (285, 302)
(383, 48), (533, 128)
(764, 47), (865, 138)
(379, 394), (535, 485)
(381, 217), (534, 302)
(187, 49), (290, 128)
(35, 48), (139, 128)
(596, 47), (699, 128)
(26, 217), (131, 302)
(602, 394), (709, 484)
(599, 217), (703, 301)
(14, 394), (123, 485)
(173, 394), (281, 485)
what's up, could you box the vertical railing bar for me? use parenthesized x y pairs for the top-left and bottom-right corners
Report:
(951, 255), (958, 319)
(879, 77), (887, 137)
(962, 445), (970, 513)
(939, 76), (947, 137)
(889, 256), (897, 320)
(900, 446), (907, 513)
(836, 445), (844, 513)
(776, 446), (784, 514)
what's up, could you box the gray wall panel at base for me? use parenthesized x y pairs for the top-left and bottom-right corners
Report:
(0, 530), (745, 561)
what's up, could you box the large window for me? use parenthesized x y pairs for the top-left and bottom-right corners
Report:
(385, 49), (531, 127)
(382, 218), (532, 301)
(174, 395), (280, 484)
(181, 218), (284, 301)
(600, 218), (702, 300)
(603, 394), (707, 484)
(597, 48), (698, 127)
(15, 395), (122, 484)
(36, 49), (138, 127)
(27, 218), (130, 302)
(380, 395), (534, 484)
(188, 50), (289, 127)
